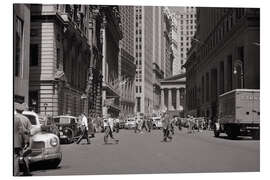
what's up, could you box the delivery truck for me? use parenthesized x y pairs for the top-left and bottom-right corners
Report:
(214, 89), (260, 139)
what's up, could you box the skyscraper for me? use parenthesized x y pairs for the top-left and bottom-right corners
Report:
(170, 7), (197, 74)
(134, 6), (154, 115)
(134, 6), (172, 115)
(119, 6), (136, 117)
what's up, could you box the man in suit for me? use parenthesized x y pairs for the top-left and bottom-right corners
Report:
(14, 102), (32, 176)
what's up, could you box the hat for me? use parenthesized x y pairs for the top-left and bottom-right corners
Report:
(14, 102), (28, 111)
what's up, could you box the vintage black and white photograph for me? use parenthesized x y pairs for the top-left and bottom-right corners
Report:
(12, 1), (260, 177)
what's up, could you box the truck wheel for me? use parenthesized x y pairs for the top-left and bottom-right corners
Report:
(214, 129), (220, 137)
(252, 130), (260, 140)
(227, 126), (239, 139)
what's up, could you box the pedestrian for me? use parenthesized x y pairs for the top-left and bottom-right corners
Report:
(134, 117), (140, 133)
(76, 113), (90, 144)
(14, 102), (32, 176)
(115, 117), (120, 133)
(141, 118), (149, 132)
(103, 114), (119, 144)
(162, 112), (172, 142)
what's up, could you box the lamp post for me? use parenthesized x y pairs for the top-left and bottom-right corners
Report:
(233, 60), (244, 89)
(44, 103), (48, 115)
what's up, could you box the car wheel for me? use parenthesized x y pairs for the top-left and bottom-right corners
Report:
(50, 158), (61, 169)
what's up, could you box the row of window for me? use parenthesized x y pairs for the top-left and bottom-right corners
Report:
(135, 86), (142, 93)
(180, 13), (196, 19)
(180, 20), (196, 24)
(180, 25), (196, 30)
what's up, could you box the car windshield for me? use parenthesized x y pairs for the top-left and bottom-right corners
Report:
(154, 118), (160, 121)
(23, 114), (37, 125)
(128, 119), (134, 122)
(54, 117), (71, 124)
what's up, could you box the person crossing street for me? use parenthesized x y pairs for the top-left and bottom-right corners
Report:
(103, 114), (119, 144)
(76, 113), (91, 145)
(161, 112), (172, 142)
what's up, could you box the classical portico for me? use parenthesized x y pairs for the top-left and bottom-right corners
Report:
(160, 73), (186, 113)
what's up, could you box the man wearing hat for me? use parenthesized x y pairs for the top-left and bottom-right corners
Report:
(14, 102), (32, 176)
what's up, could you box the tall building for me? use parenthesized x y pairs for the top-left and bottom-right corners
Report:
(152, 6), (173, 114)
(185, 8), (260, 118)
(134, 6), (154, 115)
(14, 4), (31, 104)
(134, 6), (173, 115)
(100, 6), (123, 118)
(29, 4), (91, 116)
(87, 6), (105, 117)
(119, 6), (136, 117)
(170, 7), (197, 74)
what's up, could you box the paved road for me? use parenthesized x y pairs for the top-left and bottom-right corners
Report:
(31, 128), (260, 176)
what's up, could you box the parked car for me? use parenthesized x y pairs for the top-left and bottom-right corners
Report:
(119, 119), (125, 129)
(53, 115), (81, 144)
(151, 116), (162, 129)
(125, 117), (136, 129)
(39, 115), (60, 138)
(22, 111), (62, 168)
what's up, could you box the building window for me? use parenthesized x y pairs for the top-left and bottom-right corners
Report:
(136, 86), (138, 93)
(139, 86), (142, 93)
(30, 44), (39, 66)
(29, 90), (39, 113)
(56, 48), (60, 69)
(15, 16), (23, 77)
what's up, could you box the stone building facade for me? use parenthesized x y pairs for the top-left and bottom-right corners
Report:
(185, 8), (260, 118)
(14, 4), (31, 104)
(29, 4), (91, 116)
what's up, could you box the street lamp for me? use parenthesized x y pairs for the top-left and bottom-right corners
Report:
(233, 60), (244, 89)
(44, 103), (48, 115)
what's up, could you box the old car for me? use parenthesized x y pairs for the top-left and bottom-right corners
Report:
(39, 115), (60, 138)
(125, 117), (136, 129)
(22, 111), (62, 168)
(151, 116), (162, 129)
(53, 115), (81, 144)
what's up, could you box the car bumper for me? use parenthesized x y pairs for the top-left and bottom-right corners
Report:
(28, 151), (62, 163)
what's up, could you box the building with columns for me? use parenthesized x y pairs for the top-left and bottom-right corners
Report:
(100, 6), (123, 118)
(185, 8), (260, 119)
(160, 73), (186, 116)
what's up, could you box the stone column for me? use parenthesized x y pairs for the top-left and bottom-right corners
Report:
(168, 88), (173, 110)
(161, 88), (165, 110)
(176, 88), (180, 110)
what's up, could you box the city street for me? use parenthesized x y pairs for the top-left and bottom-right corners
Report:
(31, 129), (259, 175)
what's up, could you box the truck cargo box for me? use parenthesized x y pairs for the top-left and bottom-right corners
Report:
(219, 89), (260, 125)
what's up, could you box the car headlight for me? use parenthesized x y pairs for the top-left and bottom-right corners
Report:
(50, 137), (58, 147)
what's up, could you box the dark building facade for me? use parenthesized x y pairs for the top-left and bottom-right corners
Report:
(100, 6), (123, 118)
(185, 8), (260, 119)
(14, 4), (31, 104)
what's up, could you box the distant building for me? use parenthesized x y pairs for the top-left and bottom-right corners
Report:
(14, 4), (31, 104)
(119, 6), (136, 117)
(170, 7), (197, 74)
(185, 8), (260, 118)
(29, 4), (91, 116)
(160, 74), (186, 115)
(134, 6), (173, 115)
